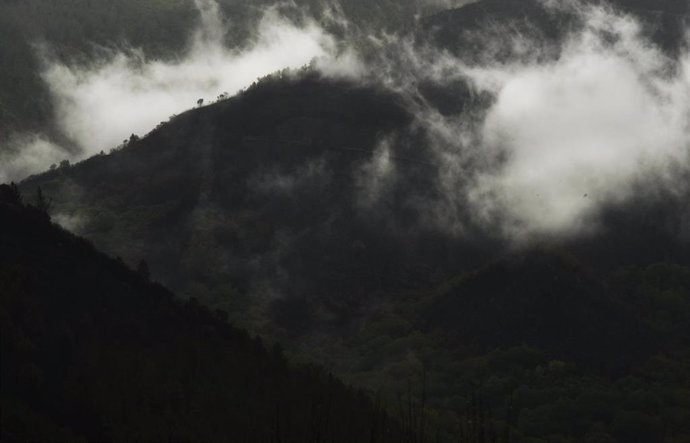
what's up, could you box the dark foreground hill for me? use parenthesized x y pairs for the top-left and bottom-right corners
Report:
(0, 184), (406, 443)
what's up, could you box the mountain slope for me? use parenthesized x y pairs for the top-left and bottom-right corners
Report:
(0, 184), (402, 443)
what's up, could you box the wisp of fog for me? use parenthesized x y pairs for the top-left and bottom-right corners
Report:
(0, 0), (354, 182)
(366, 1), (690, 241)
(473, 6), (690, 239)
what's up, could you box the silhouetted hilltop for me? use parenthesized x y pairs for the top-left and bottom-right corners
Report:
(0, 0), (433, 139)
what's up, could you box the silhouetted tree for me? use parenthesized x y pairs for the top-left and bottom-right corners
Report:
(0, 182), (22, 205)
(34, 186), (51, 213)
(137, 259), (150, 281)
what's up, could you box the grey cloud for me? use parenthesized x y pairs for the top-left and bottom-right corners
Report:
(362, 1), (690, 242)
(41, 2), (347, 156)
(0, 134), (67, 183)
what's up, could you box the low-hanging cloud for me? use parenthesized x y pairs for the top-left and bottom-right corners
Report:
(0, 134), (65, 184)
(473, 5), (690, 239)
(42, 0), (357, 156)
(366, 1), (690, 241)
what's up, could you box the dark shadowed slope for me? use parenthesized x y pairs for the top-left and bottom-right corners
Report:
(424, 251), (660, 372)
(0, 184), (404, 443)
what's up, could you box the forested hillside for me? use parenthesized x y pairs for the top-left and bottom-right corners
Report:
(0, 183), (408, 442)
